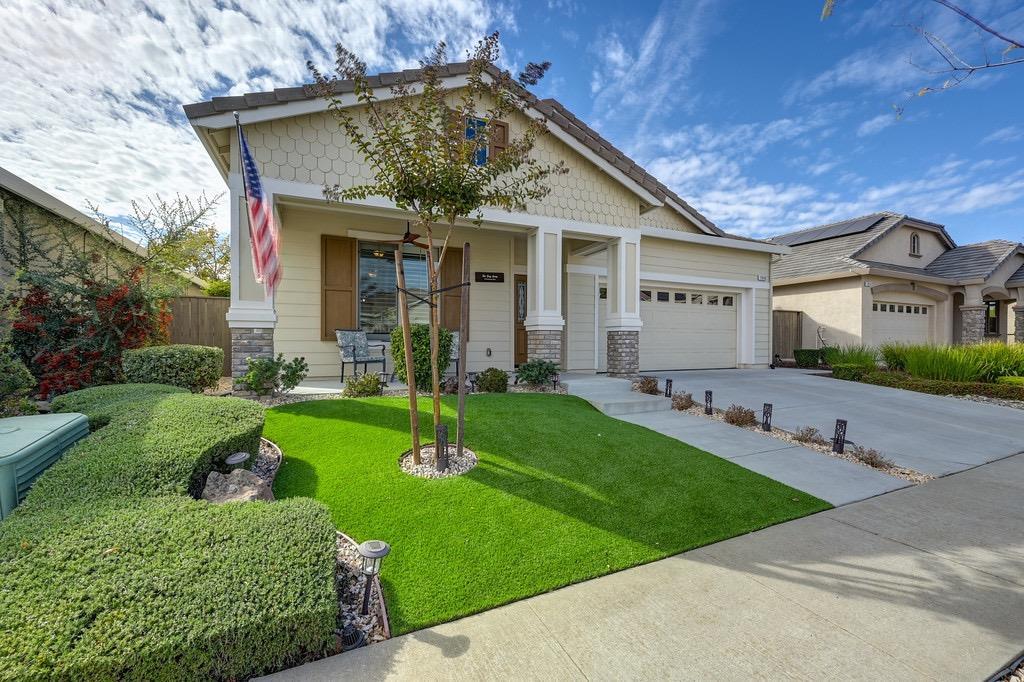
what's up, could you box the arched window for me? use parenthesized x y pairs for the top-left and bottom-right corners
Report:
(910, 232), (921, 256)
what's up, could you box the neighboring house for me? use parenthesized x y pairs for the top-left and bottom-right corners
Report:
(771, 212), (1024, 350)
(0, 166), (207, 295)
(183, 63), (788, 382)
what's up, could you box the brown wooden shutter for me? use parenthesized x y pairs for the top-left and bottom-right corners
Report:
(440, 246), (463, 331)
(488, 120), (508, 161)
(321, 235), (357, 340)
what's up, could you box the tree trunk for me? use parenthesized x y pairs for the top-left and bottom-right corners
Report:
(456, 241), (470, 457)
(395, 247), (421, 464)
(424, 228), (442, 433)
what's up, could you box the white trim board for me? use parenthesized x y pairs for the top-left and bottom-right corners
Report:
(565, 264), (768, 290)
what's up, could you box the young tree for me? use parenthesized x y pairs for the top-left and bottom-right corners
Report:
(309, 33), (568, 465)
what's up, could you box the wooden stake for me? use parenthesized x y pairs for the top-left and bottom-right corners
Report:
(456, 241), (470, 457)
(395, 247), (421, 464)
(425, 228), (442, 433)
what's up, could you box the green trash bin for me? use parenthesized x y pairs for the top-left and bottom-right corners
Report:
(0, 413), (90, 519)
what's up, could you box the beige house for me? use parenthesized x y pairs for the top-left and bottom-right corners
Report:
(0, 166), (207, 295)
(771, 212), (1024, 350)
(183, 63), (787, 381)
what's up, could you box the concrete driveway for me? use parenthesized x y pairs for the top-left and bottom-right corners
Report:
(652, 368), (1024, 477)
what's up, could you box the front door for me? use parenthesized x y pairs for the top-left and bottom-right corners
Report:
(514, 274), (528, 365)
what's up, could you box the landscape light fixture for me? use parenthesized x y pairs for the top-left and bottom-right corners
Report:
(357, 540), (391, 616)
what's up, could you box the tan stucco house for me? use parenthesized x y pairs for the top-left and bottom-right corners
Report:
(183, 63), (788, 382)
(771, 212), (1024, 350)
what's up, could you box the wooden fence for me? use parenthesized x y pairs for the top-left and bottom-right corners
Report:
(772, 310), (802, 361)
(168, 296), (231, 376)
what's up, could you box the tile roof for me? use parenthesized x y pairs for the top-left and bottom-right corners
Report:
(770, 212), (904, 280)
(1007, 263), (1024, 288)
(183, 62), (767, 242)
(923, 240), (1020, 280)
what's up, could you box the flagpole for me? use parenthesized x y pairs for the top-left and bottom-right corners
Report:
(234, 111), (264, 291)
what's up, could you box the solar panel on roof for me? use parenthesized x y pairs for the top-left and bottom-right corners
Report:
(774, 215), (884, 247)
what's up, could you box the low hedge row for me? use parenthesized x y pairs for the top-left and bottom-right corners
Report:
(1, 384), (339, 680)
(122, 344), (224, 393)
(861, 371), (1024, 400)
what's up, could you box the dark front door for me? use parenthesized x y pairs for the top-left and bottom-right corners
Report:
(514, 274), (527, 365)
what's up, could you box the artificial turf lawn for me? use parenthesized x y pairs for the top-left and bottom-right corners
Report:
(267, 394), (830, 635)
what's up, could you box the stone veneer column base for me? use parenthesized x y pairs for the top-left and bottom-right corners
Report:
(959, 305), (987, 345)
(526, 329), (562, 364)
(1014, 306), (1024, 344)
(606, 330), (639, 377)
(231, 327), (275, 390)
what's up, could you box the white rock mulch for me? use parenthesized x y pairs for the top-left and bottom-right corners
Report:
(949, 394), (1024, 411)
(674, 403), (933, 485)
(399, 444), (478, 478)
(334, 531), (389, 649)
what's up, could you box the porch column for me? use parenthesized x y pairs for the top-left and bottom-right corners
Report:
(1014, 288), (1024, 344)
(524, 226), (564, 363)
(226, 183), (277, 388)
(959, 285), (986, 345)
(605, 235), (642, 377)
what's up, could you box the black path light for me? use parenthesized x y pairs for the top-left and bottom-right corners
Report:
(358, 540), (391, 616)
(664, 378), (673, 398)
(435, 424), (449, 472)
(552, 373), (560, 391)
(377, 371), (388, 395)
(704, 390), (713, 415)
(762, 403), (773, 432)
(832, 419), (848, 454)
(468, 372), (477, 392)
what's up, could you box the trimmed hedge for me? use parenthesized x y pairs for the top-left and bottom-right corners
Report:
(122, 344), (224, 392)
(794, 348), (822, 368)
(862, 371), (1024, 400)
(2, 384), (338, 680)
(832, 363), (871, 382)
(996, 375), (1024, 387)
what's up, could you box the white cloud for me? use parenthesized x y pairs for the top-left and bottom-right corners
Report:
(0, 0), (514, 231)
(981, 125), (1023, 144)
(856, 113), (897, 137)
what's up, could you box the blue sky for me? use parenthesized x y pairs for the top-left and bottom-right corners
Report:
(1, 0), (1022, 243)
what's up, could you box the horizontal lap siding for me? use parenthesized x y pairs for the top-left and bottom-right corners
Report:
(274, 205), (512, 379)
(566, 273), (596, 370)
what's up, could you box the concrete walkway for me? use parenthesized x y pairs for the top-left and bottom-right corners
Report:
(563, 374), (907, 506)
(262, 453), (1024, 681)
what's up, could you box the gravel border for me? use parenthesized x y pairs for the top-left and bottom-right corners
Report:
(675, 404), (932, 484)
(400, 444), (478, 478)
(949, 394), (1024, 411)
(334, 530), (389, 650)
(251, 437), (282, 484)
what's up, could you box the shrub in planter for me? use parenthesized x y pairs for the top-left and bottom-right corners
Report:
(832, 363), (871, 381)
(879, 342), (909, 372)
(516, 358), (559, 386)
(793, 426), (828, 446)
(793, 348), (822, 368)
(671, 391), (695, 410)
(0, 353), (37, 416)
(390, 324), (454, 389)
(996, 375), (1024, 386)
(238, 354), (309, 396)
(861, 371), (1024, 400)
(343, 372), (382, 397)
(850, 444), (893, 469)
(475, 367), (508, 393)
(723, 404), (757, 427)
(122, 344), (224, 392)
(823, 345), (877, 369)
(632, 375), (660, 395)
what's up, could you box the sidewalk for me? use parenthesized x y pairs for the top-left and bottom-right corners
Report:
(563, 374), (907, 506)
(262, 453), (1024, 681)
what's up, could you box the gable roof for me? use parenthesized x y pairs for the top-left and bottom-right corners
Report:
(0, 166), (208, 289)
(1007, 263), (1024, 288)
(924, 239), (1020, 280)
(772, 210), (1022, 285)
(183, 62), (752, 241)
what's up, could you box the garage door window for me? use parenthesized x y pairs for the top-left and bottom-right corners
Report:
(640, 290), (651, 302)
(722, 296), (734, 306)
(707, 295), (719, 305)
(674, 292), (686, 303)
(657, 291), (669, 302)
(691, 293), (703, 304)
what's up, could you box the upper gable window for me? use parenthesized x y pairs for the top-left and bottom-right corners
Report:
(465, 117), (509, 166)
(466, 118), (487, 166)
(910, 232), (921, 256)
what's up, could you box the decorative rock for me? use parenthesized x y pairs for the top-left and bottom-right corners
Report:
(202, 468), (274, 503)
(400, 444), (478, 478)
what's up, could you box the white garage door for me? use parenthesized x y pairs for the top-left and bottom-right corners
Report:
(597, 288), (738, 371)
(872, 301), (932, 345)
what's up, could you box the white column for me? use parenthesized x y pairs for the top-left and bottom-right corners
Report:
(225, 178), (276, 329)
(524, 226), (564, 331)
(605, 235), (642, 331)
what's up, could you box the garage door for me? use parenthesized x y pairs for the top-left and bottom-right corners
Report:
(599, 288), (738, 370)
(872, 301), (932, 345)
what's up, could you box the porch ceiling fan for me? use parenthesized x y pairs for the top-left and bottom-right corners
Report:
(376, 222), (430, 251)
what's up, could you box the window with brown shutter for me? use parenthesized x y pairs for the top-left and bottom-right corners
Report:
(440, 246), (463, 331)
(488, 119), (508, 161)
(321, 235), (357, 340)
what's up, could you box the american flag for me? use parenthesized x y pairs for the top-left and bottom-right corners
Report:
(236, 117), (282, 296)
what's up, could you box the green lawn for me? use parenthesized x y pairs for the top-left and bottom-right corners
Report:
(267, 394), (829, 634)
